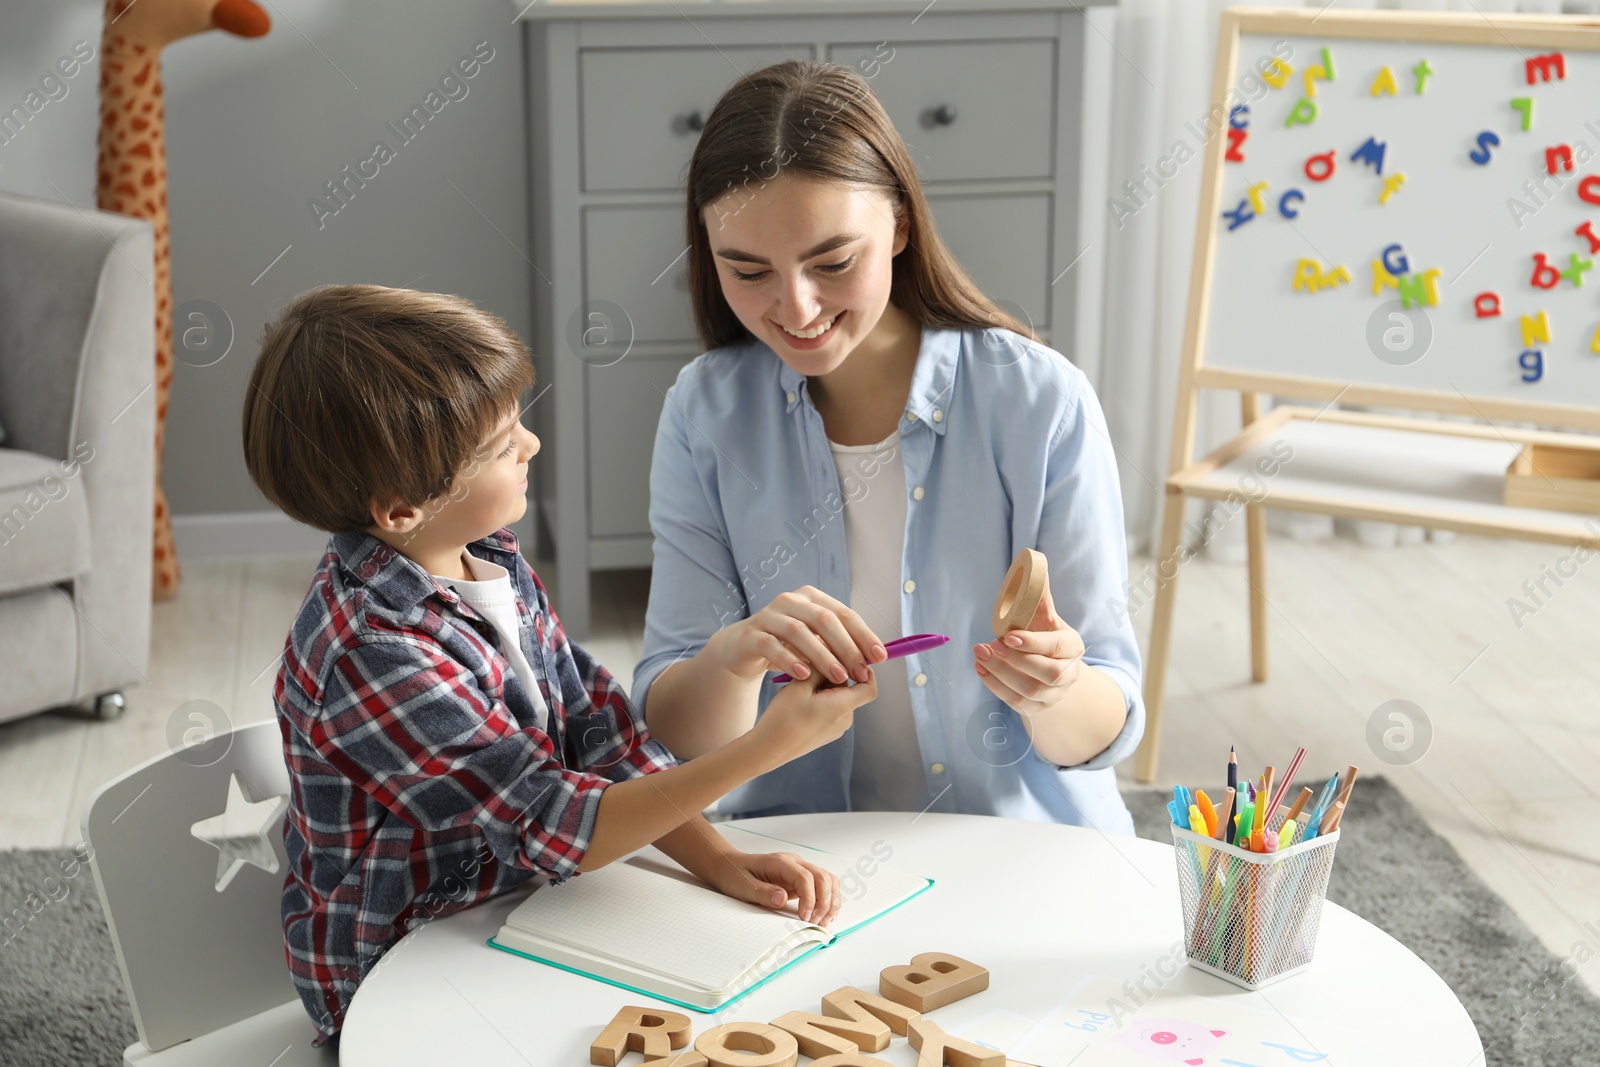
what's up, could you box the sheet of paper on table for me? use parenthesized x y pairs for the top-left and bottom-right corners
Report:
(954, 975), (1373, 1065)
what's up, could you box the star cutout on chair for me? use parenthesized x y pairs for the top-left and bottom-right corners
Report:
(189, 772), (288, 892)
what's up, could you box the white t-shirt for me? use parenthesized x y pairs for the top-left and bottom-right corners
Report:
(829, 430), (927, 811)
(430, 550), (550, 733)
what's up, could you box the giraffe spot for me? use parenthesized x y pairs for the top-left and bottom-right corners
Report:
(140, 170), (156, 187)
(131, 117), (149, 132)
(155, 547), (165, 560)
(130, 143), (152, 159)
(109, 84), (123, 96)
(114, 183), (138, 198)
(118, 162), (132, 174)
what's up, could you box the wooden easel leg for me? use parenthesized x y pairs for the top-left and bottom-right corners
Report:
(1134, 487), (1188, 784)
(1246, 501), (1268, 683)
(1239, 391), (1269, 686)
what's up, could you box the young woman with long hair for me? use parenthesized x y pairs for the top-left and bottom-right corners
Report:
(631, 60), (1144, 833)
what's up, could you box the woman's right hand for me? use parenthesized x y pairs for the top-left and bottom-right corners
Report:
(752, 667), (879, 763)
(711, 586), (888, 686)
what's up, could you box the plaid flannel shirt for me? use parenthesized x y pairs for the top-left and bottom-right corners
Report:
(274, 527), (677, 1045)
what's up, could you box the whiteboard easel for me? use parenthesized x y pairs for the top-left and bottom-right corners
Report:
(1135, 7), (1600, 783)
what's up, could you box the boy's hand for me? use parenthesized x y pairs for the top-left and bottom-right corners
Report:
(752, 666), (878, 764)
(712, 586), (888, 686)
(709, 849), (842, 926)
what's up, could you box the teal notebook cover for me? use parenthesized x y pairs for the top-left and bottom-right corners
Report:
(485, 825), (934, 1013)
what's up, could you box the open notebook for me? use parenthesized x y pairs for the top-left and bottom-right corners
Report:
(487, 823), (933, 1012)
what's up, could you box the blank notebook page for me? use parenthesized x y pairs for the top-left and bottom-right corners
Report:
(504, 858), (820, 991)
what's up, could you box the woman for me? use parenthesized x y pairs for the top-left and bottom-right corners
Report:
(632, 60), (1144, 833)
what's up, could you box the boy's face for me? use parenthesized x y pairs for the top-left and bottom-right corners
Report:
(368, 405), (539, 561)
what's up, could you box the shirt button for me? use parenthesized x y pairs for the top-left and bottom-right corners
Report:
(786, 390), (797, 404)
(905, 410), (918, 422)
(912, 486), (925, 500)
(914, 673), (927, 686)
(932, 409), (944, 423)
(903, 579), (916, 593)
(930, 762), (946, 775)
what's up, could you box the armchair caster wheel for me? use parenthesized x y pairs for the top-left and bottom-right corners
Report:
(93, 691), (126, 721)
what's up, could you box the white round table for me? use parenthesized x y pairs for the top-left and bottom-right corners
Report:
(339, 812), (1483, 1066)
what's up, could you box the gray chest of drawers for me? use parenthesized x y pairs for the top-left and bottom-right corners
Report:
(517, 0), (1111, 637)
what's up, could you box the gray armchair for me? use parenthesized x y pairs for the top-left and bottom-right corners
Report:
(0, 190), (155, 725)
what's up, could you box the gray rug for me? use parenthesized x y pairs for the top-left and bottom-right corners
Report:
(1, 776), (1594, 1065)
(1127, 776), (1600, 1067)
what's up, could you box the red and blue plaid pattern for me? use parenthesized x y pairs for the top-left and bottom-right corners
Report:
(273, 527), (677, 1045)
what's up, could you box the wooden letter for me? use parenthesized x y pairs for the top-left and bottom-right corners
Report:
(591, 1006), (691, 1066)
(906, 1017), (1005, 1067)
(880, 952), (990, 1012)
(822, 984), (923, 1038)
(695, 1022), (800, 1067)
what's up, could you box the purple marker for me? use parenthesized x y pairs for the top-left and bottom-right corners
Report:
(770, 633), (950, 684)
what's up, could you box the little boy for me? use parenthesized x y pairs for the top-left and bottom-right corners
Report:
(242, 284), (878, 1047)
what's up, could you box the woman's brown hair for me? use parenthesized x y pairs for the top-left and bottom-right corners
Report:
(242, 284), (533, 534)
(684, 59), (1041, 351)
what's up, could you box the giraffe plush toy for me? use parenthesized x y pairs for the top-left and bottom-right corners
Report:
(97, 0), (270, 600)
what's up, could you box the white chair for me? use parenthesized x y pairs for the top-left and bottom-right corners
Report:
(82, 718), (338, 1065)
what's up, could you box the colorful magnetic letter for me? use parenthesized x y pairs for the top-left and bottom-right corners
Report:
(1246, 181), (1270, 216)
(1521, 311), (1551, 348)
(1262, 58), (1293, 89)
(1526, 53), (1566, 84)
(1223, 198), (1254, 231)
(1305, 150), (1336, 181)
(1511, 97), (1534, 131)
(1531, 253), (1561, 289)
(1579, 176), (1600, 206)
(1293, 259), (1351, 292)
(1381, 244), (1410, 275)
(1563, 252), (1594, 286)
(1413, 59), (1433, 94)
(1547, 145), (1575, 174)
(1229, 104), (1250, 129)
(1576, 220), (1600, 254)
(1302, 65), (1327, 98)
(1370, 65), (1399, 96)
(1226, 126), (1248, 163)
(1372, 259), (1400, 295)
(1351, 137), (1387, 175)
(1285, 97), (1318, 127)
(1278, 188), (1305, 219)
(1469, 131), (1500, 165)
(1396, 267), (1441, 308)
(1519, 349), (1544, 382)
(1379, 173), (1407, 204)
(1591, 323), (1600, 354)
(1474, 292), (1502, 318)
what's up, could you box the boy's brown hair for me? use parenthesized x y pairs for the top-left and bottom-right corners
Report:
(243, 284), (534, 534)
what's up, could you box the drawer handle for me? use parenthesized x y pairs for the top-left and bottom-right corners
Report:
(682, 109), (706, 133)
(929, 104), (959, 127)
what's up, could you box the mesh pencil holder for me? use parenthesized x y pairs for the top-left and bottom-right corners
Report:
(1170, 819), (1340, 989)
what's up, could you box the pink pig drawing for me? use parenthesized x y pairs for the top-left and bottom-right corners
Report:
(1118, 1018), (1228, 1064)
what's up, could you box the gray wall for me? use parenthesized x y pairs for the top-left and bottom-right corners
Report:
(0, 0), (532, 524)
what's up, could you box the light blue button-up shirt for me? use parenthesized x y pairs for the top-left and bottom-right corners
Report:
(633, 325), (1144, 835)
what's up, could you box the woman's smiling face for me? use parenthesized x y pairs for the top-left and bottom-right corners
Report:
(702, 174), (908, 377)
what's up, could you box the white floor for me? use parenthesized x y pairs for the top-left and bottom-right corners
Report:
(2, 534), (1596, 1000)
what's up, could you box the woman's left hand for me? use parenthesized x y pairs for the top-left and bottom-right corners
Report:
(973, 580), (1084, 717)
(708, 849), (842, 926)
